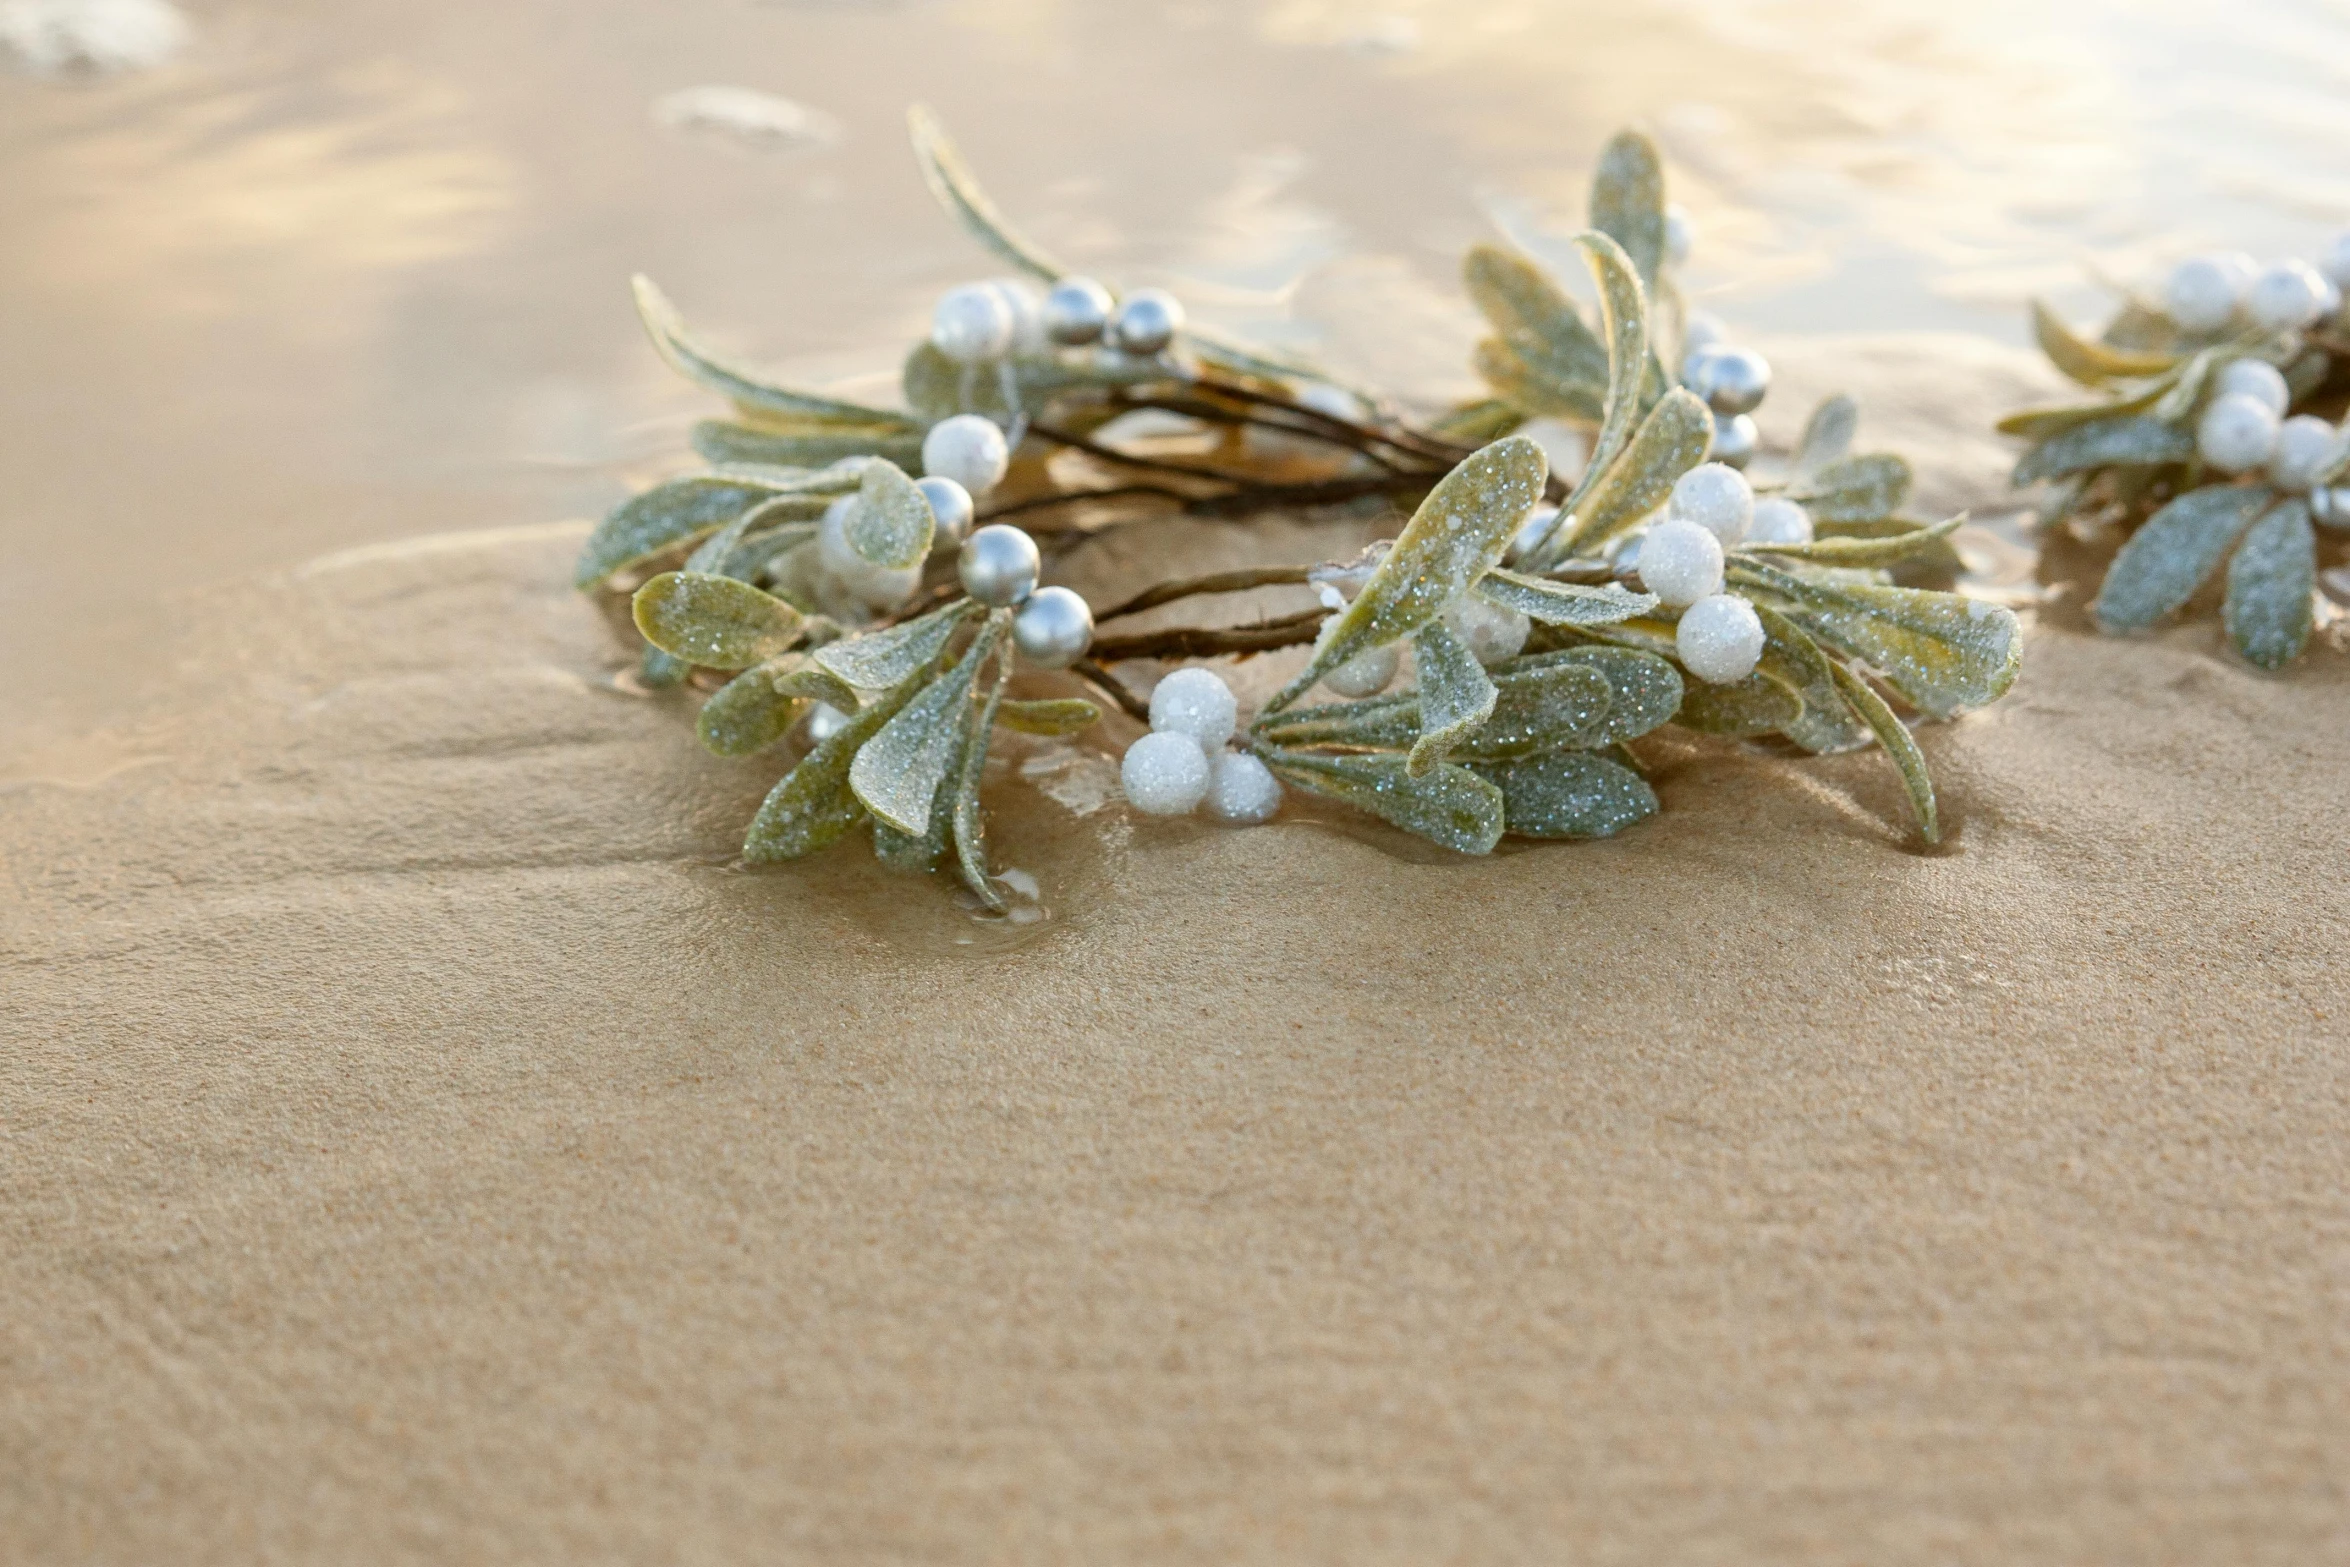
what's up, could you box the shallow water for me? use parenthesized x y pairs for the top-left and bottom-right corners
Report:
(6, 0), (2350, 745)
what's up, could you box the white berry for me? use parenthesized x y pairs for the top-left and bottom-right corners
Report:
(2322, 230), (2350, 291)
(817, 495), (922, 610)
(2268, 415), (2337, 492)
(2167, 254), (2248, 334)
(1676, 593), (1765, 685)
(1637, 517), (1725, 607)
(1668, 461), (1755, 545)
(2198, 392), (2281, 473)
(1746, 496), (1813, 546)
(930, 283), (1014, 364)
(2246, 260), (2329, 334)
(2216, 358), (2289, 416)
(1442, 594), (1531, 666)
(1149, 667), (1237, 749)
(989, 278), (1046, 354)
(1203, 750), (1282, 824)
(1121, 731), (1210, 816)
(921, 414), (1010, 497)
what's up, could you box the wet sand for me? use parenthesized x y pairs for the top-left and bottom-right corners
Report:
(6, 1), (2350, 1559)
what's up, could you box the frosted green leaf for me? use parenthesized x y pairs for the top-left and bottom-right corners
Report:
(1268, 434), (1548, 711)
(638, 647), (691, 690)
(1553, 645), (1684, 744)
(1261, 748), (1505, 855)
(577, 476), (780, 588)
(1588, 129), (1667, 289)
(2032, 299), (2179, 386)
(2224, 497), (2316, 670)
(1472, 337), (1602, 421)
(1462, 244), (1608, 408)
(1565, 231), (1654, 505)
(1829, 660), (1938, 845)
(2012, 415), (2192, 485)
(2147, 346), (2231, 424)
(907, 105), (1065, 283)
(1255, 655), (1613, 762)
(1789, 454), (1912, 524)
(1673, 667), (1805, 737)
(2091, 484), (2271, 633)
(1750, 604), (1869, 755)
(850, 622), (1000, 837)
(742, 674), (925, 863)
(951, 665), (1014, 909)
(872, 694), (974, 874)
(2101, 299), (2181, 354)
(1792, 395), (1858, 479)
(902, 341), (1165, 422)
(846, 461), (935, 570)
(814, 599), (980, 691)
(693, 420), (925, 472)
(1730, 559), (2020, 719)
(1474, 568), (1657, 626)
(1428, 399), (1525, 445)
(1739, 516), (1961, 568)
(1406, 620), (1500, 777)
(1478, 751), (1657, 840)
(994, 698), (1101, 737)
(631, 571), (803, 670)
(634, 275), (921, 430)
(1551, 387), (1713, 558)
(697, 656), (809, 757)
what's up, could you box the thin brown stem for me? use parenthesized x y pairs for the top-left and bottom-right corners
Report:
(1073, 658), (1150, 721)
(1093, 565), (1317, 623)
(1089, 609), (1324, 662)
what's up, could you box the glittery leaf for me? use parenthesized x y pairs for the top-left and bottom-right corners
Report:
(631, 571), (803, 670)
(951, 664), (1015, 909)
(1788, 453), (1912, 524)
(1472, 337), (1601, 421)
(1462, 244), (1608, 412)
(1267, 434), (1548, 711)
(1254, 654), (1614, 761)
(993, 698), (1102, 737)
(1729, 559), (2020, 719)
(1406, 619), (1500, 776)
(1673, 667), (1805, 736)
(851, 622), (1000, 837)
(2090, 483), (2272, 633)
(1588, 129), (1667, 290)
(693, 420), (924, 472)
(2012, 415), (2192, 486)
(873, 689), (975, 873)
(1750, 604), (1870, 755)
(1427, 399), (1526, 445)
(1739, 516), (1962, 568)
(2100, 299), (2182, 353)
(1565, 232), (1654, 509)
(1552, 644), (1684, 744)
(1828, 660), (1938, 845)
(577, 476), (785, 589)
(2031, 299), (2180, 386)
(697, 657), (812, 758)
(1792, 395), (1858, 479)
(1261, 749), (1505, 856)
(1551, 387), (1712, 558)
(1478, 751), (1658, 839)
(814, 599), (980, 691)
(2223, 497), (2316, 670)
(634, 275), (921, 431)
(741, 673), (926, 863)
(907, 105), (1065, 283)
(1473, 568), (1658, 626)
(845, 460), (934, 570)
(902, 341), (1165, 422)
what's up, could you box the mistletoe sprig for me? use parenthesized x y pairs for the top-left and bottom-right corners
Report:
(577, 110), (2022, 906)
(2008, 245), (2350, 667)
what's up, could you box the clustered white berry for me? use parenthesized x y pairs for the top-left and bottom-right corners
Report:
(1120, 667), (1282, 824)
(2165, 240), (2347, 338)
(1667, 462), (1754, 546)
(1637, 517), (1724, 607)
(1676, 594), (1766, 686)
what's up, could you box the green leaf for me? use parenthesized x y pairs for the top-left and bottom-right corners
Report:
(1792, 395), (1858, 478)
(1750, 604), (1869, 755)
(994, 697), (1102, 737)
(631, 571), (803, 670)
(1472, 337), (1603, 421)
(902, 340), (1165, 422)
(1739, 516), (1962, 568)
(1255, 654), (1615, 762)
(1551, 644), (1684, 744)
(872, 692), (975, 874)
(851, 622), (1001, 836)
(1406, 619), (1500, 776)
(2101, 298), (2181, 354)
(696, 656), (810, 757)
(1729, 559), (2020, 719)
(1475, 567), (1658, 625)
(1427, 398), (1525, 445)
(1261, 748), (1506, 855)
(1828, 660), (1938, 845)
(2091, 484), (2273, 633)
(907, 105), (1065, 283)
(1478, 751), (1658, 839)
(951, 664), (1015, 908)
(2012, 415), (2193, 485)
(2224, 497), (2316, 670)
(1550, 387), (1713, 557)
(1673, 667), (1805, 736)
(742, 673), (927, 863)
(1462, 244), (1609, 408)
(845, 460), (935, 569)
(1789, 453), (1912, 523)
(633, 275), (921, 430)
(1267, 434), (1549, 710)
(693, 420), (925, 472)
(1563, 230), (1654, 507)
(2032, 299), (2180, 386)
(814, 599), (981, 691)
(577, 476), (780, 589)
(1589, 129), (1667, 289)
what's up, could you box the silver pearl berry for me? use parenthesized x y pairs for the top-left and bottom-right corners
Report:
(2311, 485), (2350, 530)
(1108, 287), (1184, 356)
(957, 523), (1040, 607)
(1043, 276), (1115, 346)
(1010, 585), (1094, 669)
(915, 475), (975, 547)
(1687, 345), (1771, 416)
(1710, 412), (1760, 470)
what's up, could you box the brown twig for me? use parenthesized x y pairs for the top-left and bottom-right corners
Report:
(1073, 658), (1150, 721)
(1089, 609), (1324, 662)
(1093, 565), (1317, 622)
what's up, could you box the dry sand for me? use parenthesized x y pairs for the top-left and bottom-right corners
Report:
(5, 338), (2349, 1563)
